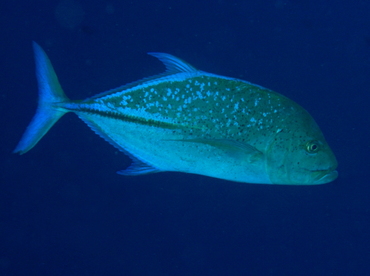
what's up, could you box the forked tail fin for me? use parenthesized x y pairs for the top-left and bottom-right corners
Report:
(14, 42), (70, 154)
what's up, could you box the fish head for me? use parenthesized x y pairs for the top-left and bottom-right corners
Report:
(266, 108), (338, 185)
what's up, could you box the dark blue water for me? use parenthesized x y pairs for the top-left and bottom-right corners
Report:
(1, 1), (369, 275)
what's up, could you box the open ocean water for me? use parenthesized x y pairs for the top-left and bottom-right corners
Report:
(1, 0), (369, 275)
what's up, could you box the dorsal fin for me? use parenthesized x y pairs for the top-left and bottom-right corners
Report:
(148, 52), (198, 73)
(84, 53), (199, 101)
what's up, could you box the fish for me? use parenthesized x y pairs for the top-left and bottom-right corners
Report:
(14, 42), (338, 185)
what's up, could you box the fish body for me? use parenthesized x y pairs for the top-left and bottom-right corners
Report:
(14, 42), (338, 185)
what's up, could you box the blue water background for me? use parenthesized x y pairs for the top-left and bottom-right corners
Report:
(1, 0), (369, 275)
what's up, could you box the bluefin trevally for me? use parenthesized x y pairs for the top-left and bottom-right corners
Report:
(14, 42), (338, 185)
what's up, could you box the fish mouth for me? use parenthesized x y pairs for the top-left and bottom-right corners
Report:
(312, 169), (338, 184)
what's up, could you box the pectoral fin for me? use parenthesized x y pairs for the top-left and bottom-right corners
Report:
(168, 138), (263, 162)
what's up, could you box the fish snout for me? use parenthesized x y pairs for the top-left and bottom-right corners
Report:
(312, 169), (338, 184)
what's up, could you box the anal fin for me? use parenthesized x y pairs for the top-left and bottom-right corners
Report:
(117, 159), (161, 176)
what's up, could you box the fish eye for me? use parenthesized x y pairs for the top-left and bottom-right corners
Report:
(305, 140), (320, 154)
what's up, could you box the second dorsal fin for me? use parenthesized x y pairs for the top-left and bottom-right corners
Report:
(148, 52), (198, 73)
